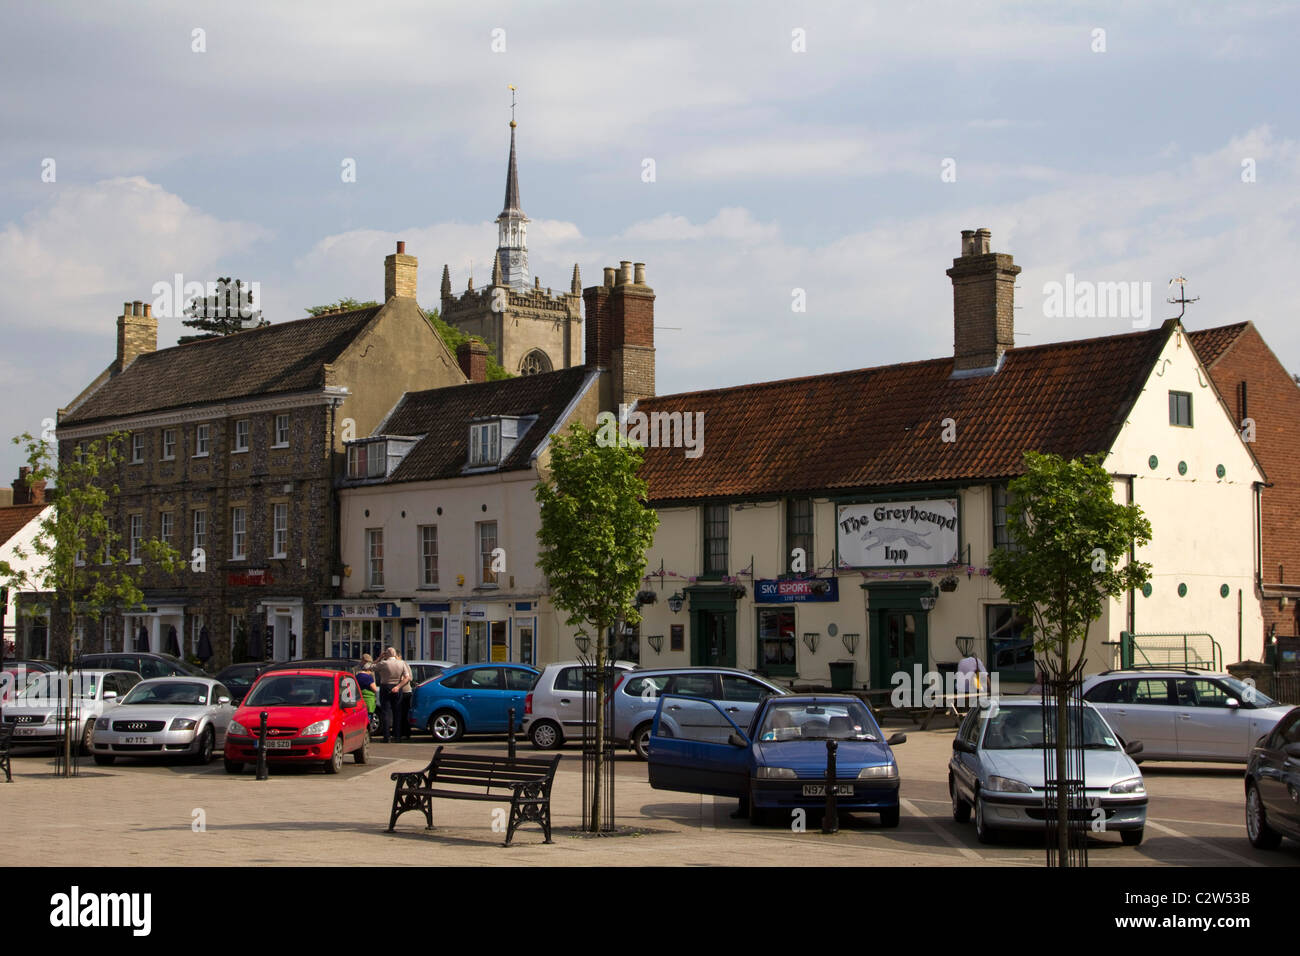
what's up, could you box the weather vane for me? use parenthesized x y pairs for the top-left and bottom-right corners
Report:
(1167, 276), (1199, 320)
(508, 84), (517, 128)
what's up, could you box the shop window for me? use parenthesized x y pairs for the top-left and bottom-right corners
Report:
(758, 608), (797, 676)
(985, 605), (1033, 681)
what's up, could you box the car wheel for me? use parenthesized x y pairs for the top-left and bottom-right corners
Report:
(93, 754), (115, 766)
(429, 711), (464, 742)
(1120, 828), (1144, 847)
(191, 726), (215, 765)
(1246, 782), (1282, 849)
(354, 730), (369, 765)
(80, 720), (96, 756)
(529, 720), (562, 750)
(880, 805), (900, 828)
(223, 758), (243, 774)
(950, 774), (971, 823)
(974, 791), (999, 844)
(324, 735), (344, 774)
(632, 722), (654, 760)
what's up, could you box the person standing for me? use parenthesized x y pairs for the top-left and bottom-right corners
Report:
(375, 647), (412, 743)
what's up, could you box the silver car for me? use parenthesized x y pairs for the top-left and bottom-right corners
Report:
(949, 698), (1148, 845)
(1081, 670), (1292, 762)
(522, 659), (637, 749)
(2, 670), (141, 754)
(611, 667), (788, 759)
(91, 677), (236, 765)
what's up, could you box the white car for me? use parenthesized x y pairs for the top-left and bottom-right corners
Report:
(2, 670), (141, 754)
(522, 660), (638, 749)
(91, 677), (237, 765)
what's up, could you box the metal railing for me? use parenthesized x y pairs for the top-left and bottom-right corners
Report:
(1119, 632), (1223, 672)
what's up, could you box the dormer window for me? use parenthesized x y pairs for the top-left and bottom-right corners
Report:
(469, 422), (501, 467)
(348, 442), (388, 479)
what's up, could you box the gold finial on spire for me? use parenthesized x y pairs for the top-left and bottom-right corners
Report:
(508, 84), (517, 128)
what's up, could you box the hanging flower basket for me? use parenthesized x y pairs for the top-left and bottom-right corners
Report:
(939, 575), (959, 592)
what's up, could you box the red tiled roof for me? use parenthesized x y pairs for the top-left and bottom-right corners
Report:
(0, 504), (48, 548)
(1188, 323), (1249, 369)
(636, 323), (1175, 502)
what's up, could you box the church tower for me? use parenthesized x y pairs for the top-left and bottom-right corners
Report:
(441, 89), (583, 375)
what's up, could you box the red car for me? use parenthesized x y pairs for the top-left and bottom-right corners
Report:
(223, 668), (369, 774)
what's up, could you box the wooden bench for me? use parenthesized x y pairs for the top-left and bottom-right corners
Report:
(0, 723), (14, 783)
(387, 746), (561, 846)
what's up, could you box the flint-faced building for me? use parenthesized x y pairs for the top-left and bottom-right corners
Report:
(50, 245), (466, 666)
(633, 230), (1268, 688)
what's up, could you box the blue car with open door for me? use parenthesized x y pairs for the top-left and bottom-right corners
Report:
(647, 693), (906, 826)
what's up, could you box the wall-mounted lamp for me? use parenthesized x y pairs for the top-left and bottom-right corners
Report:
(919, 587), (938, 611)
(802, 632), (820, 653)
(647, 634), (664, 654)
(574, 633), (591, 654)
(841, 632), (860, 655)
(667, 591), (685, 614)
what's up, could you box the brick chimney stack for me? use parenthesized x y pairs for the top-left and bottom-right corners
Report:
(384, 240), (418, 301)
(115, 299), (157, 375)
(12, 466), (46, 506)
(584, 260), (656, 408)
(456, 340), (489, 383)
(947, 228), (1020, 375)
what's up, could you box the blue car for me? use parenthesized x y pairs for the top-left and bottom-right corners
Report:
(408, 663), (540, 742)
(647, 693), (907, 826)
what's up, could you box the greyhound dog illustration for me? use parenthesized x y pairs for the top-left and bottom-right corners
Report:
(861, 526), (931, 550)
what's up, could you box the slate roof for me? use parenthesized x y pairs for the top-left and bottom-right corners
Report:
(375, 366), (596, 483)
(0, 504), (48, 548)
(61, 307), (381, 425)
(1188, 323), (1249, 368)
(635, 322), (1177, 503)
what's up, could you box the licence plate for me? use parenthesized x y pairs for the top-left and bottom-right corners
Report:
(264, 739), (292, 750)
(123, 736), (152, 745)
(15, 727), (37, 737)
(802, 784), (854, 796)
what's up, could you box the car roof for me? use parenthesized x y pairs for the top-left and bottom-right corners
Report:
(626, 666), (762, 677)
(252, 668), (345, 678)
(135, 676), (217, 685)
(541, 659), (637, 670)
(1086, 669), (1221, 680)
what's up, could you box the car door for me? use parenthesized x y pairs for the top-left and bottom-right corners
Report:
(552, 665), (588, 737)
(662, 673), (723, 740)
(459, 667), (507, 732)
(1255, 710), (1300, 831)
(950, 706), (983, 804)
(211, 683), (235, 745)
(1088, 677), (1178, 757)
(647, 694), (750, 797)
(337, 675), (364, 750)
(718, 674), (777, 731)
(503, 668), (536, 730)
(1173, 678), (1247, 759)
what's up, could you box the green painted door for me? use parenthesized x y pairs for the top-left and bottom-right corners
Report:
(692, 609), (737, 668)
(873, 609), (929, 689)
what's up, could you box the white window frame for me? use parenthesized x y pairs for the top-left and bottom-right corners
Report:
(272, 503), (288, 558)
(128, 513), (143, 564)
(131, 433), (144, 464)
(191, 614), (206, 656)
(231, 507), (247, 560)
(194, 424), (210, 457)
(367, 528), (385, 589)
(274, 413), (290, 448)
(419, 525), (439, 588)
(469, 422), (501, 467)
(478, 521), (499, 587)
(162, 428), (176, 460)
(233, 419), (250, 453)
(193, 508), (207, 554)
(159, 511), (173, 547)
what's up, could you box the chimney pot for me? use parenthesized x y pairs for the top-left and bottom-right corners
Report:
(619, 261), (633, 285)
(975, 228), (992, 255)
(123, 301), (133, 317)
(603, 267), (616, 288)
(396, 240), (406, 254)
(143, 303), (151, 317)
(633, 262), (646, 285)
(132, 300), (143, 316)
(961, 230), (975, 257)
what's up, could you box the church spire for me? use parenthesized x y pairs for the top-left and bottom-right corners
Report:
(495, 85), (529, 291)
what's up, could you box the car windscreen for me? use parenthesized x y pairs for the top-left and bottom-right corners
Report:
(244, 675), (335, 707)
(16, 673), (102, 701)
(981, 706), (1119, 750)
(122, 681), (211, 706)
(758, 701), (880, 742)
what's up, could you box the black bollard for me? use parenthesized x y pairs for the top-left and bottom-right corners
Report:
(255, 710), (269, 780)
(822, 738), (839, 834)
(507, 707), (517, 760)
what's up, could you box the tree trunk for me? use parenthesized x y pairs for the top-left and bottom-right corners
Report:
(1055, 678), (1070, 864)
(589, 623), (609, 831)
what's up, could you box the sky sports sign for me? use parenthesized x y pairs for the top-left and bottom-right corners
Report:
(837, 499), (960, 568)
(756, 578), (840, 603)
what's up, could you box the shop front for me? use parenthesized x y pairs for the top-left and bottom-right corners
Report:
(460, 601), (539, 665)
(753, 577), (840, 680)
(320, 600), (415, 660)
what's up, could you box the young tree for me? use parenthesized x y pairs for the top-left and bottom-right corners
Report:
(535, 422), (659, 830)
(988, 451), (1152, 863)
(179, 278), (267, 343)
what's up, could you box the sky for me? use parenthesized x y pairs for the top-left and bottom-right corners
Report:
(2, 0), (1298, 480)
